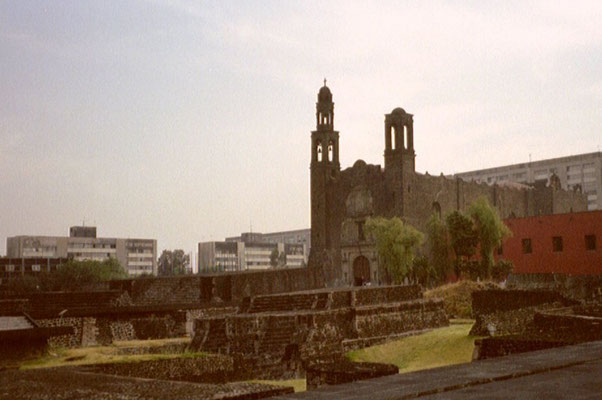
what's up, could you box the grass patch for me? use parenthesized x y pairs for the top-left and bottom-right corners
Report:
(19, 337), (205, 370)
(250, 379), (306, 393)
(346, 320), (480, 373)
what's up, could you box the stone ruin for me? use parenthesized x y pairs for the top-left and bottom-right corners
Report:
(190, 284), (448, 380)
(470, 288), (602, 360)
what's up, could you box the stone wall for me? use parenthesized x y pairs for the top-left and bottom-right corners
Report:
(36, 311), (188, 348)
(108, 267), (324, 307)
(306, 359), (398, 390)
(191, 285), (448, 379)
(507, 273), (602, 301)
(473, 305), (602, 360)
(83, 354), (237, 383)
(469, 289), (576, 336)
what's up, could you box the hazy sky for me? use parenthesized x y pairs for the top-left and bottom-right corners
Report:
(1, 1), (601, 256)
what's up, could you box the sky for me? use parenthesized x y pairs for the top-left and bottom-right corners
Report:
(1, 1), (601, 257)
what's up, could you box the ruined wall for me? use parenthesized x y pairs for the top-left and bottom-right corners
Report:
(469, 289), (576, 336)
(191, 285), (448, 378)
(36, 312), (187, 348)
(306, 359), (398, 390)
(110, 277), (201, 306)
(83, 354), (236, 383)
(507, 274), (602, 301)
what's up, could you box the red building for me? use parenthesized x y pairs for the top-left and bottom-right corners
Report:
(501, 211), (602, 275)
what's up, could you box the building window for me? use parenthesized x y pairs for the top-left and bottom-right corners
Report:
(6, 264), (15, 272)
(522, 239), (532, 254)
(552, 236), (563, 252)
(585, 235), (596, 251)
(32, 264), (41, 272)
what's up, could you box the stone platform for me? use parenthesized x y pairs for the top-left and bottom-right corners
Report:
(191, 285), (448, 379)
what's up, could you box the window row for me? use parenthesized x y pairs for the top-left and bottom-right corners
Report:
(521, 235), (597, 254)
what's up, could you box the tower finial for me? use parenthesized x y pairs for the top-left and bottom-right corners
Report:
(323, 78), (327, 87)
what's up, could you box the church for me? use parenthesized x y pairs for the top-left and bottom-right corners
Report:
(308, 84), (587, 286)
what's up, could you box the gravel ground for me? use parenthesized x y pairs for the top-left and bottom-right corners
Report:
(0, 367), (293, 400)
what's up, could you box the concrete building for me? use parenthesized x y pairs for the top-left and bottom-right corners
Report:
(0, 257), (70, 283)
(226, 228), (311, 250)
(6, 226), (157, 276)
(198, 237), (307, 274)
(454, 152), (602, 210)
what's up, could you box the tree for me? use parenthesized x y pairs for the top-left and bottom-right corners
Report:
(445, 210), (478, 278)
(278, 251), (287, 267)
(468, 196), (512, 279)
(425, 213), (452, 284)
(52, 258), (128, 290)
(269, 248), (279, 267)
(365, 217), (424, 284)
(6, 258), (129, 293)
(158, 249), (190, 276)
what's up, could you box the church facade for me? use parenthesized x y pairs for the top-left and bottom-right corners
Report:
(309, 84), (588, 286)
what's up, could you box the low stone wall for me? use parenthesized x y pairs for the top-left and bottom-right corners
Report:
(109, 266), (324, 306)
(110, 277), (201, 306)
(473, 336), (572, 360)
(191, 285), (448, 380)
(354, 299), (447, 339)
(473, 305), (602, 360)
(507, 273), (602, 301)
(353, 285), (422, 306)
(82, 354), (237, 383)
(469, 289), (576, 336)
(306, 359), (398, 390)
(37, 311), (187, 348)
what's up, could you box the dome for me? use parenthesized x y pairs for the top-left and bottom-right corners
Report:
(318, 85), (332, 102)
(391, 107), (406, 115)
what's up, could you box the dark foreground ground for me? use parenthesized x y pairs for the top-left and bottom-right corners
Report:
(273, 340), (602, 400)
(0, 367), (292, 400)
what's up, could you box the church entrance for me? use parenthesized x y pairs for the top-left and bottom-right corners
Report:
(353, 256), (371, 286)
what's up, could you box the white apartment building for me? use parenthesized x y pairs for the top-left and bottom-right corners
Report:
(454, 152), (602, 211)
(198, 240), (307, 274)
(6, 226), (157, 276)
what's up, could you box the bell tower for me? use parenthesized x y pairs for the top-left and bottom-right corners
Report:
(384, 107), (415, 173)
(384, 107), (415, 216)
(310, 81), (340, 252)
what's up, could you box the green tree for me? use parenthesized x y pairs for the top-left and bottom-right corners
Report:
(158, 249), (190, 276)
(278, 251), (287, 267)
(269, 248), (279, 267)
(425, 213), (452, 284)
(49, 258), (127, 291)
(445, 210), (478, 278)
(365, 217), (424, 284)
(468, 196), (512, 279)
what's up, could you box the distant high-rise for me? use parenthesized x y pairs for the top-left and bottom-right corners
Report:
(454, 152), (602, 210)
(6, 226), (157, 276)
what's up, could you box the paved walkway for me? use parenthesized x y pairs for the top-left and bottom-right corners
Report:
(272, 341), (602, 399)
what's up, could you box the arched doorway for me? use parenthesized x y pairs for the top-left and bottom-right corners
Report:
(353, 256), (371, 286)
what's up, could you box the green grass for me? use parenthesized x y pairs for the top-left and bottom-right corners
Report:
(19, 337), (204, 370)
(346, 320), (479, 373)
(249, 379), (306, 393)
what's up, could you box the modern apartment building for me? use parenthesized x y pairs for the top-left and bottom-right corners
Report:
(198, 239), (307, 273)
(225, 228), (311, 250)
(454, 152), (602, 210)
(0, 257), (69, 282)
(6, 226), (157, 276)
